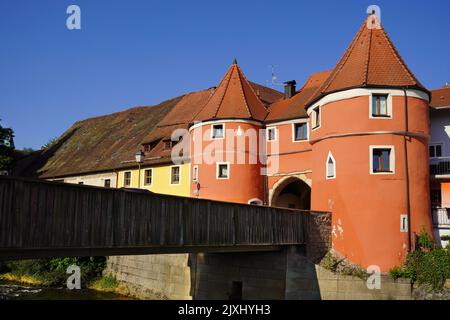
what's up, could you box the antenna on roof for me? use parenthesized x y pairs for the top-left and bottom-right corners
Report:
(266, 64), (283, 87)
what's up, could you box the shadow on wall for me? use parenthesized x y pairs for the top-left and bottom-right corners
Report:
(189, 246), (321, 300)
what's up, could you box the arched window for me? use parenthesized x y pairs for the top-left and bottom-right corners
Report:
(326, 152), (336, 179)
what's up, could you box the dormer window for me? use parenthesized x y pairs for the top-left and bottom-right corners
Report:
(211, 124), (224, 139)
(163, 139), (172, 150)
(144, 143), (151, 152)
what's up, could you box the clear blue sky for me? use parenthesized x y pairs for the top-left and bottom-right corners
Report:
(1, 0), (449, 149)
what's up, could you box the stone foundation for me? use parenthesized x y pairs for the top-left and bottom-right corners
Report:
(104, 246), (418, 300)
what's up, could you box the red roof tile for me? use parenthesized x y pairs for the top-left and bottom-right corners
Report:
(430, 85), (450, 109)
(308, 14), (427, 106)
(194, 61), (269, 121)
(266, 70), (332, 122)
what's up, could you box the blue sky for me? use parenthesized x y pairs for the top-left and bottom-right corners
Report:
(1, 0), (449, 149)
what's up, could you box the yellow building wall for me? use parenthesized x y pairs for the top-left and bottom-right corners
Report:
(117, 163), (190, 197)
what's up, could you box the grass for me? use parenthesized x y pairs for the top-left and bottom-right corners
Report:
(88, 275), (119, 292)
(0, 272), (46, 286)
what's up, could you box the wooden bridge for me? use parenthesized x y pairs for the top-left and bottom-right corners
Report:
(0, 176), (331, 260)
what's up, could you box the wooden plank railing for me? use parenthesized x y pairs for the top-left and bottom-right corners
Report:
(0, 176), (330, 256)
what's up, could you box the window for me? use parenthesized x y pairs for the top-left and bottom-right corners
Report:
(143, 144), (151, 152)
(193, 165), (198, 181)
(144, 169), (152, 186)
(104, 179), (111, 188)
(293, 123), (308, 141)
(266, 127), (277, 141)
(371, 94), (389, 117)
(400, 215), (408, 233)
(163, 139), (172, 150)
(171, 166), (180, 184)
(124, 171), (131, 187)
(431, 189), (441, 207)
(78, 182), (84, 185)
(217, 163), (229, 179)
(211, 124), (224, 139)
(371, 147), (394, 174)
(312, 107), (320, 129)
(326, 152), (336, 179)
(429, 144), (443, 158)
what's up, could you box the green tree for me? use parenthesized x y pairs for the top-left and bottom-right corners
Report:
(0, 120), (15, 173)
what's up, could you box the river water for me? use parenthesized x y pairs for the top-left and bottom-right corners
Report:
(0, 280), (132, 300)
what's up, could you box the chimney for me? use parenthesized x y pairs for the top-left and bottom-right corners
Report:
(283, 80), (296, 99)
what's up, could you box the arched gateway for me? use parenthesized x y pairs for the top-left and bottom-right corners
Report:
(270, 176), (311, 210)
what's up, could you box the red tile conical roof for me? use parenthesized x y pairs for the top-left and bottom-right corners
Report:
(307, 14), (428, 106)
(194, 61), (268, 121)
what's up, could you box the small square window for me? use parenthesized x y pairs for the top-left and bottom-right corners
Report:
(372, 148), (393, 173)
(144, 169), (152, 186)
(217, 163), (229, 179)
(124, 171), (131, 187)
(293, 123), (308, 141)
(371, 94), (389, 117)
(104, 179), (111, 188)
(212, 124), (224, 139)
(171, 166), (180, 184)
(267, 127), (276, 141)
(429, 144), (442, 158)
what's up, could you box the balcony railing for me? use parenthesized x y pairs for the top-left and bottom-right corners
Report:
(429, 157), (450, 176)
(432, 207), (450, 227)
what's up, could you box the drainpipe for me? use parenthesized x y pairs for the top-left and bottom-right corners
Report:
(403, 88), (412, 252)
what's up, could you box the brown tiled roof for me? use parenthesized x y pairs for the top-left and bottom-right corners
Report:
(141, 89), (215, 144)
(16, 81), (281, 178)
(266, 70), (332, 122)
(139, 82), (282, 166)
(248, 81), (283, 106)
(194, 61), (269, 121)
(307, 14), (428, 106)
(430, 85), (450, 109)
(15, 96), (182, 178)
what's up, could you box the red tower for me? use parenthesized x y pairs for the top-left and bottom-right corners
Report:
(306, 15), (433, 271)
(189, 60), (267, 204)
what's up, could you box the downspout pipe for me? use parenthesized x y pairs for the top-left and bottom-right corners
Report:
(403, 88), (412, 252)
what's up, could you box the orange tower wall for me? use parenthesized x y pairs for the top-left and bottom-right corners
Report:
(310, 94), (432, 271)
(190, 121), (264, 204)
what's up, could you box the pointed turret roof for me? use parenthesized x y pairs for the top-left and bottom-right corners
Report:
(307, 14), (428, 106)
(194, 60), (268, 121)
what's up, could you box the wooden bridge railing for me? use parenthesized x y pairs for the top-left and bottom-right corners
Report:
(0, 176), (331, 259)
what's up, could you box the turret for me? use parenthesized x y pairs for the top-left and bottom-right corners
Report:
(188, 60), (267, 204)
(305, 13), (433, 271)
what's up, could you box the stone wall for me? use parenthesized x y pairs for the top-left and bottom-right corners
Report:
(104, 246), (415, 300)
(192, 251), (287, 300)
(285, 247), (413, 300)
(104, 254), (192, 300)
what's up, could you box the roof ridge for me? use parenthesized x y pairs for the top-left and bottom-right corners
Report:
(235, 66), (252, 118)
(364, 22), (373, 85)
(320, 20), (367, 95)
(213, 66), (234, 118)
